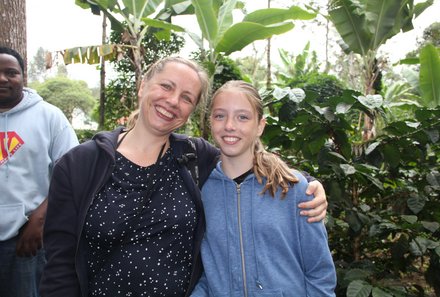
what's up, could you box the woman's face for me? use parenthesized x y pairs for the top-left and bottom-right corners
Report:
(138, 62), (201, 136)
(210, 90), (265, 162)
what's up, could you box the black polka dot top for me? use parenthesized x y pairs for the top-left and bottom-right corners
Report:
(84, 148), (197, 296)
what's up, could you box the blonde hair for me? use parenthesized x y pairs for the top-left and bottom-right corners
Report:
(127, 56), (210, 130)
(211, 80), (299, 198)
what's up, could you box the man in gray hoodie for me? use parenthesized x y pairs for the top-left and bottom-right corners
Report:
(0, 46), (79, 297)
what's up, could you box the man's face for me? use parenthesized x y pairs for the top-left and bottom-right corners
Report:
(0, 53), (24, 109)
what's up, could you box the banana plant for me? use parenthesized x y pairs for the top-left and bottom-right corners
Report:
(328, 0), (433, 141)
(189, 0), (316, 76)
(187, 0), (316, 138)
(419, 43), (440, 107)
(61, 0), (185, 94)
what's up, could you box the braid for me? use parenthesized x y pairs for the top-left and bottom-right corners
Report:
(253, 140), (298, 199)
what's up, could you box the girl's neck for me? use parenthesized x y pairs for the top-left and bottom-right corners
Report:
(220, 154), (253, 179)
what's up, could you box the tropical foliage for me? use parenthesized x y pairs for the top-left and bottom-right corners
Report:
(262, 81), (440, 296)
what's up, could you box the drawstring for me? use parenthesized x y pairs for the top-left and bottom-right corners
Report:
(222, 176), (234, 294)
(2, 114), (10, 178)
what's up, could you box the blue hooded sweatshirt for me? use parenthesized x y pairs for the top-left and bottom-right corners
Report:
(0, 88), (78, 241)
(191, 162), (336, 297)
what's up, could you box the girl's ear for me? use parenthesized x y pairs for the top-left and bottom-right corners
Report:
(257, 117), (266, 137)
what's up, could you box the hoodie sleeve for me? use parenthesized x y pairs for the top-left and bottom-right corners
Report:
(49, 109), (79, 163)
(295, 176), (336, 296)
(40, 153), (82, 297)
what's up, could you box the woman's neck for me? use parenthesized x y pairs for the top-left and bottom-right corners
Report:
(117, 125), (169, 167)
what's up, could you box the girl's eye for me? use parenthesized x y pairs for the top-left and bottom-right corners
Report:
(238, 115), (249, 121)
(213, 114), (224, 120)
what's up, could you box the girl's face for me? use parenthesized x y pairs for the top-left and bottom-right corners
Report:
(138, 62), (201, 136)
(210, 90), (265, 162)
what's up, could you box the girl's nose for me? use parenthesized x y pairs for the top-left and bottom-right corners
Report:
(225, 117), (236, 131)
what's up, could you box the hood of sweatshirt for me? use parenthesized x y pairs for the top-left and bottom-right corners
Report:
(1, 88), (42, 115)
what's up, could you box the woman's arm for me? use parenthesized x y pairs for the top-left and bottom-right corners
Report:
(302, 180), (328, 223)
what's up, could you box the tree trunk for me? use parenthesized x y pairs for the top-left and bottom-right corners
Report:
(265, 0), (272, 89)
(99, 15), (107, 129)
(0, 0), (27, 84)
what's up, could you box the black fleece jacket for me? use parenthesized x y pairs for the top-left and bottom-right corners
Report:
(40, 127), (219, 297)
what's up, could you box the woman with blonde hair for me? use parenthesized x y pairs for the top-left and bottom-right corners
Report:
(191, 80), (336, 297)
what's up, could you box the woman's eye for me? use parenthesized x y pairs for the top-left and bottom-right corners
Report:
(161, 83), (171, 90)
(182, 95), (194, 104)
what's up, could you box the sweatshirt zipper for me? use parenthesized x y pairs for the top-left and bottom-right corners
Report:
(236, 184), (248, 297)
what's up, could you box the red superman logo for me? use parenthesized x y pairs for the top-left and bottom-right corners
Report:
(0, 132), (24, 165)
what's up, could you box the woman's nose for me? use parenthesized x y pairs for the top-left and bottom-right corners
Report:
(166, 93), (179, 106)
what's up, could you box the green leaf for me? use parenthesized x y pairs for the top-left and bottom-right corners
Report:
(344, 268), (372, 283)
(414, 0), (434, 17)
(186, 31), (204, 49)
(142, 18), (185, 31)
(308, 134), (326, 155)
(357, 94), (383, 109)
(278, 101), (298, 122)
(382, 144), (400, 169)
(347, 280), (372, 297)
(365, 0), (403, 49)
(407, 196), (425, 214)
(328, 151), (349, 162)
(335, 102), (354, 114)
(396, 57), (420, 65)
(272, 87), (290, 100)
(421, 221), (440, 233)
(425, 129), (440, 143)
(215, 21), (294, 55)
(365, 141), (380, 155)
(170, 0), (193, 14)
(243, 6), (316, 25)
(341, 164), (356, 175)
(372, 287), (393, 297)
(329, 0), (371, 55)
(401, 215), (418, 224)
(419, 43), (440, 107)
(191, 0), (218, 46)
(122, 0), (162, 18)
(217, 0), (237, 39)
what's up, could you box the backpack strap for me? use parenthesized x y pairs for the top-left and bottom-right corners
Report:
(176, 137), (200, 187)
(174, 135), (219, 189)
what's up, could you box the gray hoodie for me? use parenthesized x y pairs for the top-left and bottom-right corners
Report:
(0, 88), (78, 240)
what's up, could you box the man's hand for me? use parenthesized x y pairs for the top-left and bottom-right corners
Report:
(299, 180), (328, 223)
(16, 199), (47, 257)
